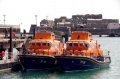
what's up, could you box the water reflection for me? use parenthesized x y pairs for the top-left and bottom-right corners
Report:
(1, 67), (108, 79)
(0, 68), (109, 79)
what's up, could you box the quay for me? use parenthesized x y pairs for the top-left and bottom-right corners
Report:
(0, 25), (28, 72)
(0, 59), (20, 72)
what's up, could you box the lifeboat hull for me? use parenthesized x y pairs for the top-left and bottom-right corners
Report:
(18, 55), (57, 71)
(55, 56), (111, 72)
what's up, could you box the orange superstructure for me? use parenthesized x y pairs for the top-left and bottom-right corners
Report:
(65, 31), (103, 57)
(28, 31), (64, 56)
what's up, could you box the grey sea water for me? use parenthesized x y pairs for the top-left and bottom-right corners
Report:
(0, 37), (120, 79)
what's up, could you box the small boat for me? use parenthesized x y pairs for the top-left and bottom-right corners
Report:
(18, 30), (64, 71)
(55, 31), (111, 72)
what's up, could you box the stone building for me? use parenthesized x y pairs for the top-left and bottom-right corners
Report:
(72, 15), (86, 28)
(54, 17), (72, 33)
(40, 19), (48, 27)
(86, 19), (103, 29)
(86, 19), (119, 29)
(37, 14), (119, 34)
(72, 14), (119, 29)
(85, 14), (102, 19)
(48, 20), (54, 27)
(40, 19), (54, 27)
(54, 16), (72, 27)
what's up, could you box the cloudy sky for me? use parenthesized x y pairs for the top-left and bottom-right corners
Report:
(0, 0), (120, 32)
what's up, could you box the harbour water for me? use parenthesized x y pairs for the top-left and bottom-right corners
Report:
(0, 37), (120, 79)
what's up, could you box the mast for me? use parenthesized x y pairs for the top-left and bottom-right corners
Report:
(3, 15), (6, 25)
(35, 15), (38, 26)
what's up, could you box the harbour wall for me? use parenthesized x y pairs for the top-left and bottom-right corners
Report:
(54, 27), (120, 37)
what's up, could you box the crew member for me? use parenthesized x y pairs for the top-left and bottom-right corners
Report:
(22, 43), (26, 54)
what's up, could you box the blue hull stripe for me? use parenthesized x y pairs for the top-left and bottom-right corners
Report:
(55, 56), (110, 65)
(18, 55), (57, 70)
(55, 56), (110, 71)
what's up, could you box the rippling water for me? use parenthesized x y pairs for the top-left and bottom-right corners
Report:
(0, 37), (120, 79)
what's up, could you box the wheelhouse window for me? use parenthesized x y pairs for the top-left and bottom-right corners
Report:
(80, 43), (84, 46)
(42, 43), (46, 46)
(67, 43), (72, 46)
(41, 42), (51, 46)
(36, 42), (40, 46)
(48, 43), (50, 46)
(79, 43), (89, 47)
(31, 43), (35, 46)
(73, 43), (78, 46)
(84, 43), (89, 47)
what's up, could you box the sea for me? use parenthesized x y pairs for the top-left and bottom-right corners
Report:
(0, 37), (120, 79)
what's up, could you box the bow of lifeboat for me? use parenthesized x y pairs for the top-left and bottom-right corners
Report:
(55, 31), (111, 72)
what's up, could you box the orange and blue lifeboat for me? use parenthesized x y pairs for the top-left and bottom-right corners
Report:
(55, 31), (111, 72)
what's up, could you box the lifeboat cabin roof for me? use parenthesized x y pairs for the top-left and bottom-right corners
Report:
(29, 30), (60, 43)
(68, 31), (92, 42)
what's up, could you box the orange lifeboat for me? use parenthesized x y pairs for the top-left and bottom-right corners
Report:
(55, 31), (111, 72)
(18, 30), (64, 71)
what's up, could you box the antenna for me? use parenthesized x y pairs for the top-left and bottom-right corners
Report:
(71, 3), (73, 16)
(46, 14), (48, 20)
(53, 2), (55, 19)
(90, 2), (92, 19)
(35, 15), (38, 26)
(39, 10), (41, 26)
(3, 15), (6, 25)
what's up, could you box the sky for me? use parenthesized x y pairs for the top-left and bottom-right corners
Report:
(0, 0), (120, 32)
